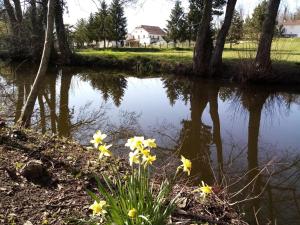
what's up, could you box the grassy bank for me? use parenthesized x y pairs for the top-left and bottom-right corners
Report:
(77, 38), (300, 64)
(0, 126), (244, 225)
(74, 38), (300, 82)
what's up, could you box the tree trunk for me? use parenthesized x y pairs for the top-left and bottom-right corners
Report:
(55, 0), (71, 64)
(49, 75), (57, 133)
(58, 72), (72, 137)
(210, 0), (237, 76)
(15, 81), (25, 123)
(193, 0), (213, 76)
(18, 0), (56, 127)
(38, 94), (46, 133)
(30, 0), (44, 60)
(3, 0), (18, 34)
(208, 87), (223, 183)
(255, 0), (281, 74)
(12, 0), (23, 22)
(247, 96), (266, 217)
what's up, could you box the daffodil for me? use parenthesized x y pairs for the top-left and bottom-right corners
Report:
(142, 154), (156, 167)
(199, 181), (213, 198)
(129, 150), (140, 166)
(128, 208), (137, 218)
(143, 139), (157, 148)
(89, 200), (107, 216)
(140, 149), (151, 157)
(125, 136), (144, 151)
(98, 144), (112, 159)
(90, 131), (107, 148)
(177, 155), (192, 176)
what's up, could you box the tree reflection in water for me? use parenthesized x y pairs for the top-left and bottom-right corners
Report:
(0, 65), (140, 146)
(163, 77), (300, 225)
(1, 64), (300, 224)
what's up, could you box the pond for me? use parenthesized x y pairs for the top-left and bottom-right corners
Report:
(1, 64), (300, 224)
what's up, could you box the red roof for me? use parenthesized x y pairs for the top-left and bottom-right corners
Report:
(283, 20), (300, 26)
(138, 25), (166, 36)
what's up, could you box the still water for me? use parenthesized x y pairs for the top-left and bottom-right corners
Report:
(1, 65), (300, 224)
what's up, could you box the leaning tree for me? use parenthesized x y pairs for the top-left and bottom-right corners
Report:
(18, 0), (56, 126)
(255, 0), (281, 76)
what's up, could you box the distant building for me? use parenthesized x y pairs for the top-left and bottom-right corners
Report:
(128, 25), (166, 45)
(283, 20), (300, 37)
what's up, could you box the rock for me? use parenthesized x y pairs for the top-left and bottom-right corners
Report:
(0, 119), (5, 128)
(20, 160), (52, 186)
(11, 130), (27, 141)
(177, 197), (188, 209)
(4, 167), (19, 180)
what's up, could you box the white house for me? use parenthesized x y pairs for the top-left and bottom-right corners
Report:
(128, 25), (166, 45)
(283, 20), (300, 37)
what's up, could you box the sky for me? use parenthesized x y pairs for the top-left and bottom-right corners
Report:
(64, 0), (299, 32)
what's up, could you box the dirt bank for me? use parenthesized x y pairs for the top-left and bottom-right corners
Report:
(0, 126), (246, 224)
(70, 54), (300, 84)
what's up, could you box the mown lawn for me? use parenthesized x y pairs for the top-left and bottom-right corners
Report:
(77, 38), (300, 64)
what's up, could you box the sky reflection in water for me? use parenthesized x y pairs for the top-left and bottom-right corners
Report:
(1, 66), (300, 224)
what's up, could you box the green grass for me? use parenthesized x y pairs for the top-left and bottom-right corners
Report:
(77, 38), (300, 65)
(77, 48), (193, 64)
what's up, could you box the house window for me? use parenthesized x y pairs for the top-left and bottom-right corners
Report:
(138, 35), (140, 39)
(143, 35), (145, 38)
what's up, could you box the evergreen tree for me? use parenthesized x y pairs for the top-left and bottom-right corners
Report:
(187, 0), (226, 42)
(109, 0), (127, 47)
(294, 8), (300, 20)
(274, 24), (286, 37)
(212, 0), (227, 16)
(87, 13), (98, 43)
(187, 0), (204, 42)
(227, 10), (243, 48)
(167, 0), (188, 47)
(74, 18), (88, 48)
(244, 0), (268, 40)
(95, 1), (110, 48)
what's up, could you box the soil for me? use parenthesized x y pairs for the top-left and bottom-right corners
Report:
(0, 126), (246, 225)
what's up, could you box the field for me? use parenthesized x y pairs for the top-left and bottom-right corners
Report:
(77, 38), (300, 65)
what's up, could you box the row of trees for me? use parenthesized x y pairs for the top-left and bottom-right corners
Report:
(0, 0), (71, 63)
(166, 0), (285, 48)
(170, 0), (281, 78)
(74, 0), (127, 48)
(167, 0), (228, 47)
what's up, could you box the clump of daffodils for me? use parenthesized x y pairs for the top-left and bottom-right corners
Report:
(125, 136), (157, 167)
(90, 130), (112, 159)
(88, 131), (193, 224)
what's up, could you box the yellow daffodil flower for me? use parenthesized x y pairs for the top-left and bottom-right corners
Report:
(89, 200), (107, 216)
(199, 181), (213, 197)
(142, 154), (156, 167)
(128, 208), (137, 218)
(90, 131), (107, 148)
(140, 149), (151, 157)
(98, 144), (112, 159)
(129, 150), (140, 166)
(125, 136), (144, 151)
(177, 156), (192, 176)
(143, 139), (157, 148)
